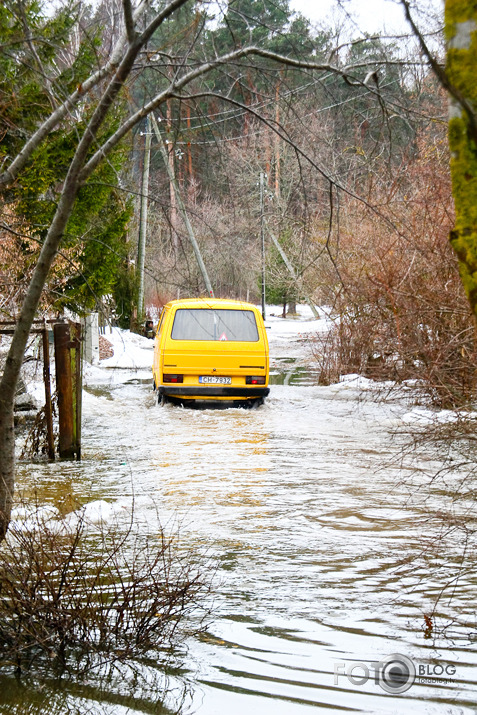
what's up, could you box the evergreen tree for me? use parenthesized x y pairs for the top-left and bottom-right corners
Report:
(0, 0), (133, 314)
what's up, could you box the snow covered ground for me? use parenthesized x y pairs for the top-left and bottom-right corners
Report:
(265, 303), (331, 364)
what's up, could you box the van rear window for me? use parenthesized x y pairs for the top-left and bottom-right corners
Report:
(171, 309), (259, 342)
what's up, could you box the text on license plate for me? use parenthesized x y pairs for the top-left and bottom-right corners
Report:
(199, 376), (231, 384)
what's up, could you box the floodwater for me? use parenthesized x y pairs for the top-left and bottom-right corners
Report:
(4, 343), (477, 713)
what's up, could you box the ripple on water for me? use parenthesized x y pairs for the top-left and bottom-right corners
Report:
(12, 381), (477, 714)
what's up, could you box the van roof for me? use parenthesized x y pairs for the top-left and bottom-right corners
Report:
(164, 297), (260, 311)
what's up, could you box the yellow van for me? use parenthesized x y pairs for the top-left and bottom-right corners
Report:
(152, 298), (269, 406)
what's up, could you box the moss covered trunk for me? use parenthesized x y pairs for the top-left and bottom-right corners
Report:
(446, 2), (477, 316)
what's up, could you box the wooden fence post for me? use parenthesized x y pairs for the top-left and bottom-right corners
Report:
(42, 322), (55, 460)
(72, 322), (82, 461)
(54, 322), (82, 460)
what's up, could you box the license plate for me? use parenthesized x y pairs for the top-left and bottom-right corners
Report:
(199, 376), (231, 385)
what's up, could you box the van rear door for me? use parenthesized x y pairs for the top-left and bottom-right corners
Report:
(163, 307), (268, 381)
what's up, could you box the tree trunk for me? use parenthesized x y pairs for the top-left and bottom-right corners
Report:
(0, 32), (145, 541)
(274, 79), (281, 200)
(0, 394), (15, 542)
(445, 2), (477, 318)
(0, 184), (79, 539)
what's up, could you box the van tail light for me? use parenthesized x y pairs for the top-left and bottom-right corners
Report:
(163, 374), (184, 383)
(246, 376), (266, 385)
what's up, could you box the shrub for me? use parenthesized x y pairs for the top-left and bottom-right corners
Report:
(0, 505), (213, 676)
(312, 128), (477, 407)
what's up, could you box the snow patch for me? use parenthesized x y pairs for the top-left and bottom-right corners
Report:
(401, 408), (477, 425)
(100, 327), (154, 370)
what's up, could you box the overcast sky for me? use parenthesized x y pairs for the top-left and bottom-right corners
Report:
(288, 0), (443, 35)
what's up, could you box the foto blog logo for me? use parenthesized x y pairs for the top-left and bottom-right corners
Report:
(334, 653), (456, 694)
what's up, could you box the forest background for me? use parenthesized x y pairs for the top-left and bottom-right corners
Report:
(1, 0), (477, 537)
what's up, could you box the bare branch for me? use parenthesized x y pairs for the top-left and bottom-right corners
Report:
(79, 45), (394, 182)
(122, 0), (136, 44)
(174, 89), (406, 238)
(401, 0), (477, 141)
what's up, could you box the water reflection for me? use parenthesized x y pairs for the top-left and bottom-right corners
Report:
(8, 378), (477, 713)
(0, 667), (191, 715)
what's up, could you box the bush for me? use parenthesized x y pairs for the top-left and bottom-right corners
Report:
(0, 504), (213, 676)
(312, 129), (477, 407)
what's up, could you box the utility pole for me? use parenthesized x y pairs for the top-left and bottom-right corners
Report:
(260, 171), (266, 320)
(166, 99), (179, 253)
(150, 113), (214, 298)
(274, 80), (281, 200)
(137, 114), (152, 322)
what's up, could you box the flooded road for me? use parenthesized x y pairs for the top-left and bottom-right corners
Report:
(6, 321), (477, 714)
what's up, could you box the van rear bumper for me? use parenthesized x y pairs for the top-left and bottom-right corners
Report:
(159, 386), (270, 398)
